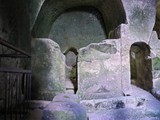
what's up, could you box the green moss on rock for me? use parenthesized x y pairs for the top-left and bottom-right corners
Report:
(152, 57), (160, 70)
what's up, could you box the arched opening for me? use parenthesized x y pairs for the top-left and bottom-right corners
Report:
(130, 42), (153, 91)
(64, 47), (78, 94)
(32, 0), (126, 38)
(49, 6), (108, 52)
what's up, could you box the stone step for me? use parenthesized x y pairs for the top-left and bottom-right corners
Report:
(88, 107), (160, 120)
(80, 96), (146, 113)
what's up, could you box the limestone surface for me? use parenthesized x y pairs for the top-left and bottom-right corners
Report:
(42, 94), (87, 120)
(78, 40), (123, 100)
(88, 85), (160, 120)
(32, 38), (66, 100)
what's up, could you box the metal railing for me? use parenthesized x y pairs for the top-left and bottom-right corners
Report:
(0, 69), (31, 120)
(0, 38), (31, 120)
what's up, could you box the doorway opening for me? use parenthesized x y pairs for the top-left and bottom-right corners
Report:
(130, 42), (153, 91)
(64, 47), (78, 94)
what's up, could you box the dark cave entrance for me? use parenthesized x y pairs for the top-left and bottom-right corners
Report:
(130, 42), (153, 91)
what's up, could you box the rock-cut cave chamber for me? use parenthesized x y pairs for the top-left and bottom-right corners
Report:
(1, 0), (160, 120)
(30, 0), (160, 119)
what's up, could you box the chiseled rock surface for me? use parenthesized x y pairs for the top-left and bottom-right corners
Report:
(32, 38), (66, 100)
(42, 94), (87, 120)
(122, 0), (156, 40)
(78, 40), (123, 100)
(52, 93), (79, 103)
(88, 85), (160, 120)
(149, 31), (160, 99)
(89, 107), (160, 120)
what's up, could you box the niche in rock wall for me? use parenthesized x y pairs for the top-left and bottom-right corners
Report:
(64, 47), (78, 94)
(49, 7), (107, 52)
(130, 42), (153, 91)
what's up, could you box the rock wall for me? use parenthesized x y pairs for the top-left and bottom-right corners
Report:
(30, 0), (45, 29)
(32, 38), (66, 100)
(49, 8), (106, 52)
(149, 32), (160, 95)
(78, 40), (123, 100)
(32, 0), (126, 38)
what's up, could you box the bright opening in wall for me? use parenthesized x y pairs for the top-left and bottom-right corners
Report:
(64, 47), (78, 94)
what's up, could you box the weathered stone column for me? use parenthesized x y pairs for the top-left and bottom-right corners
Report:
(77, 40), (123, 100)
(149, 32), (160, 93)
(120, 0), (156, 94)
(32, 38), (65, 100)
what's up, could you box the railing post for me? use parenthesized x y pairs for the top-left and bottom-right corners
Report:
(1, 69), (31, 120)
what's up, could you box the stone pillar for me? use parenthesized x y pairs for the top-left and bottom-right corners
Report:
(121, 0), (156, 41)
(32, 38), (66, 100)
(120, 0), (156, 94)
(120, 29), (132, 95)
(77, 40), (123, 100)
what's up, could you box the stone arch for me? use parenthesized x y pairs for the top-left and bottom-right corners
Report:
(32, 0), (126, 38)
(64, 47), (78, 67)
(49, 6), (108, 51)
(64, 47), (78, 56)
(130, 42), (153, 91)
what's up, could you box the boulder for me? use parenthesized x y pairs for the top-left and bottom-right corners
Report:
(78, 40), (123, 100)
(32, 38), (66, 100)
(42, 94), (87, 120)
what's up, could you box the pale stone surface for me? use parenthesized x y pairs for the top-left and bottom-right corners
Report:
(149, 32), (160, 98)
(122, 0), (156, 41)
(32, 38), (66, 100)
(89, 108), (160, 120)
(80, 96), (145, 113)
(88, 85), (160, 120)
(52, 93), (79, 103)
(120, 0), (157, 94)
(78, 40), (123, 100)
(42, 94), (87, 120)
(149, 31), (160, 57)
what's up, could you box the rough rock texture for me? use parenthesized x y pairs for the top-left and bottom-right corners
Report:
(32, 38), (66, 100)
(122, 0), (156, 40)
(81, 96), (146, 113)
(89, 108), (160, 120)
(78, 40), (123, 100)
(49, 8), (106, 52)
(42, 94), (87, 120)
(65, 66), (75, 94)
(32, 0), (126, 38)
(119, 0), (156, 94)
(52, 93), (79, 103)
(88, 85), (160, 120)
(148, 31), (160, 99)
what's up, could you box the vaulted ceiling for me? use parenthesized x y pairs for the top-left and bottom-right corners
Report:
(31, 0), (126, 38)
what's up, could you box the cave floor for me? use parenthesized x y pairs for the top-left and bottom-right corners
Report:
(25, 85), (160, 120)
